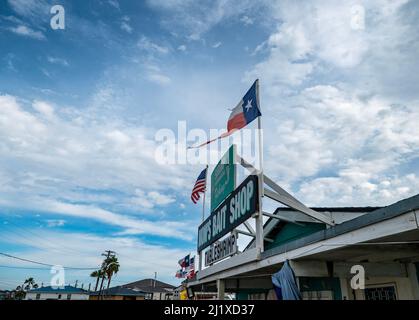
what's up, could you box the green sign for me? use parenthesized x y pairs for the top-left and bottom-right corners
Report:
(211, 145), (236, 211)
(198, 175), (259, 252)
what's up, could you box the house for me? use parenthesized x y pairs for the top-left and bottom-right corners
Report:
(188, 194), (419, 300)
(89, 286), (146, 300)
(121, 278), (175, 300)
(0, 290), (12, 300)
(25, 285), (89, 300)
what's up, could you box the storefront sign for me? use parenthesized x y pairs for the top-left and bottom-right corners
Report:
(211, 145), (236, 211)
(204, 232), (238, 267)
(198, 175), (259, 252)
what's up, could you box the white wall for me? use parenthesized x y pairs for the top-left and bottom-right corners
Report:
(340, 276), (416, 300)
(25, 292), (89, 300)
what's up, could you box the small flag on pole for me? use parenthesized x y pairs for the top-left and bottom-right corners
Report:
(175, 270), (183, 278)
(191, 168), (207, 204)
(178, 254), (190, 268)
(189, 80), (261, 148)
(186, 256), (195, 279)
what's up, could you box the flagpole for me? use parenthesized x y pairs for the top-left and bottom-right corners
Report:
(202, 165), (208, 222)
(255, 79), (264, 254)
(199, 165), (208, 273)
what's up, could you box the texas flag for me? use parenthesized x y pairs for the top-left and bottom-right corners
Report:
(178, 254), (190, 268)
(189, 80), (261, 148)
(225, 80), (261, 135)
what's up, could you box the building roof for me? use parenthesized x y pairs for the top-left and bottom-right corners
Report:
(246, 206), (383, 251)
(275, 206), (382, 213)
(90, 286), (146, 297)
(122, 278), (175, 293)
(262, 193), (419, 260)
(27, 285), (88, 294)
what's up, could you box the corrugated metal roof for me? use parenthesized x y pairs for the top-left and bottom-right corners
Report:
(27, 285), (87, 294)
(121, 278), (175, 292)
(90, 286), (146, 296)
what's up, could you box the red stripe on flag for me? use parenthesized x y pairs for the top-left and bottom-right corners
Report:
(227, 112), (247, 132)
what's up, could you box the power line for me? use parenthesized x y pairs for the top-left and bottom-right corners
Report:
(0, 265), (52, 270)
(1, 220), (148, 267)
(1, 219), (97, 258)
(0, 252), (98, 270)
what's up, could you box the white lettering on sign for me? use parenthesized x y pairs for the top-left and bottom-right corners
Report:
(205, 233), (238, 267)
(198, 219), (212, 248)
(229, 179), (254, 224)
(212, 204), (227, 238)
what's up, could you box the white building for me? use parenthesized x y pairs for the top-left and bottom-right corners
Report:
(188, 194), (419, 300)
(25, 285), (89, 300)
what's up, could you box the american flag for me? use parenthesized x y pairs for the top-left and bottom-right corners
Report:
(191, 168), (207, 204)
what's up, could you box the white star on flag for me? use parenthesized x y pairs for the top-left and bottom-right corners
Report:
(244, 99), (253, 112)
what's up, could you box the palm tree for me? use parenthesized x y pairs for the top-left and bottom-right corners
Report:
(15, 285), (25, 300)
(15, 277), (38, 300)
(90, 270), (102, 292)
(23, 277), (38, 291)
(105, 256), (120, 290)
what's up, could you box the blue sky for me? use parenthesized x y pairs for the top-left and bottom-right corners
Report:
(0, 0), (419, 289)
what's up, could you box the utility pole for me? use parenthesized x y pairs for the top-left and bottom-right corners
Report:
(98, 250), (115, 300)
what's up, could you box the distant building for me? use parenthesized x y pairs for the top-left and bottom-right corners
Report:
(0, 290), (13, 300)
(25, 285), (89, 300)
(90, 286), (146, 300)
(121, 278), (176, 300)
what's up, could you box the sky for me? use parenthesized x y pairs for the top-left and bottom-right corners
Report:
(0, 0), (418, 290)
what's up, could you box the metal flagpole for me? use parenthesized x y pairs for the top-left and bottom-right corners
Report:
(202, 165), (208, 222)
(198, 165), (208, 272)
(255, 79), (264, 254)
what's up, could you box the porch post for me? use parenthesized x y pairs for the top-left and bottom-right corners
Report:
(217, 279), (225, 300)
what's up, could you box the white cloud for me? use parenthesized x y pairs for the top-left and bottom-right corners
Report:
(177, 44), (187, 51)
(147, 72), (171, 85)
(39, 200), (192, 240)
(45, 219), (66, 227)
(240, 15), (253, 26)
(146, 0), (263, 40)
(212, 42), (222, 49)
(8, 25), (46, 40)
(298, 173), (419, 207)
(130, 190), (175, 210)
(120, 19), (133, 33)
(0, 230), (189, 287)
(246, 0), (418, 98)
(47, 56), (69, 67)
(4, 53), (17, 71)
(244, 50), (314, 88)
(0, 94), (200, 239)
(138, 36), (169, 55)
(32, 100), (55, 119)
(261, 84), (419, 206)
(7, 0), (49, 21)
(142, 64), (171, 86)
(238, 0), (419, 207)
(108, 0), (120, 10)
